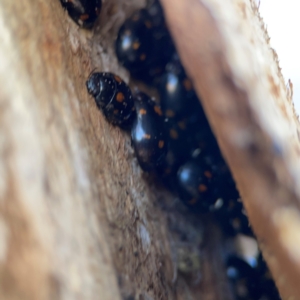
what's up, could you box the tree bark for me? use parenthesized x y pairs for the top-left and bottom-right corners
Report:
(0, 0), (298, 300)
(160, 0), (300, 299)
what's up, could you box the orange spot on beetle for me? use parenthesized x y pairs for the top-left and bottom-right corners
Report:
(140, 54), (146, 61)
(188, 198), (198, 205)
(80, 14), (90, 21)
(170, 129), (178, 139)
(177, 121), (186, 130)
(198, 184), (207, 192)
(139, 108), (147, 115)
(143, 134), (151, 139)
(144, 21), (152, 28)
(166, 109), (175, 118)
(232, 218), (241, 230)
(116, 92), (125, 102)
(204, 171), (212, 178)
(154, 105), (163, 116)
(183, 78), (192, 91)
(158, 140), (164, 148)
(132, 42), (140, 50)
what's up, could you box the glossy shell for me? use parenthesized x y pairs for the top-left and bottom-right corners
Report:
(61, 0), (102, 29)
(131, 92), (168, 171)
(177, 157), (219, 212)
(116, 10), (155, 73)
(159, 58), (200, 119)
(226, 256), (260, 300)
(115, 7), (174, 83)
(86, 72), (134, 127)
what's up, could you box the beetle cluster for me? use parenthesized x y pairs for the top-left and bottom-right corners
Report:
(60, 0), (102, 28)
(61, 0), (280, 299)
(86, 0), (253, 234)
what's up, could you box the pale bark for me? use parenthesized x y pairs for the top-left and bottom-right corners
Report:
(161, 0), (300, 299)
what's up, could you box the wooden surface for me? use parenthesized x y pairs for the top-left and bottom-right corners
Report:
(161, 0), (300, 299)
(0, 0), (299, 299)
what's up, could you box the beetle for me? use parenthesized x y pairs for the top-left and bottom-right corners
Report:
(177, 156), (220, 212)
(131, 91), (168, 171)
(86, 72), (135, 128)
(60, 0), (102, 29)
(115, 7), (174, 84)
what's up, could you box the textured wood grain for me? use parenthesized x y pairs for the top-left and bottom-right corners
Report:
(0, 0), (230, 299)
(160, 0), (300, 299)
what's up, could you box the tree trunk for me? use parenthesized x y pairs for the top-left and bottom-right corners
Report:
(0, 0), (299, 299)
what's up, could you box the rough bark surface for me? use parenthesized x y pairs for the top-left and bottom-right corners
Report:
(160, 0), (300, 299)
(0, 0), (298, 300)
